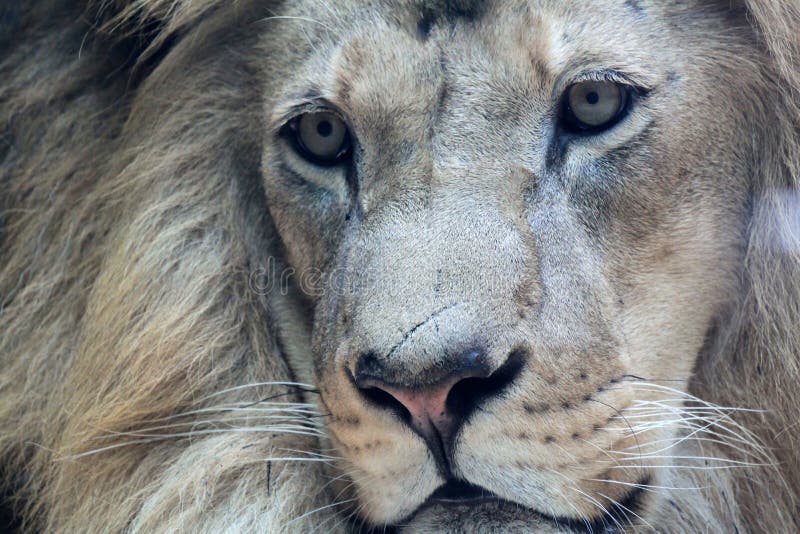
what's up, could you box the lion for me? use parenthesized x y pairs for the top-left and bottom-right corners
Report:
(1, 0), (799, 532)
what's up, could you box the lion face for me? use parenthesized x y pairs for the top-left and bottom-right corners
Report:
(260, 0), (757, 529)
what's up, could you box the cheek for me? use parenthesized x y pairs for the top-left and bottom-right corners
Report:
(611, 199), (745, 381)
(262, 183), (349, 276)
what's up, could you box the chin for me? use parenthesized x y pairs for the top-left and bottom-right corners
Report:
(397, 502), (563, 533)
(359, 479), (650, 533)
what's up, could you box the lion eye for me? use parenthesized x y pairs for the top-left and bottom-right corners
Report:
(290, 111), (351, 165)
(562, 81), (629, 132)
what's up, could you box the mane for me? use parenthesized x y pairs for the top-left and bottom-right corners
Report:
(1, 1), (336, 531)
(687, 0), (800, 530)
(87, 0), (226, 54)
(1, 0), (799, 531)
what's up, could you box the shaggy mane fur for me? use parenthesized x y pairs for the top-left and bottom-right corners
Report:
(1, 0), (799, 531)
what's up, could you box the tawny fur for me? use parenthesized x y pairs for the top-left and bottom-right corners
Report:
(0, 1), (799, 532)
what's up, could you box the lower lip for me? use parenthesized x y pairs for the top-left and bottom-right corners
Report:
(415, 500), (628, 534)
(407, 479), (647, 533)
(428, 494), (503, 506)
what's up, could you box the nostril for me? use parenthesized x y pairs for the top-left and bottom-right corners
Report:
(358, 385), (412, 424)
(353, 352), (416, 423)
(351, 346), (528, 479)
(445, 347), (527, 420)
(352, 346), (528, 434)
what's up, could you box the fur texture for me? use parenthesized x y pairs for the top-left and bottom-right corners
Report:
(1, 1), (798, 532)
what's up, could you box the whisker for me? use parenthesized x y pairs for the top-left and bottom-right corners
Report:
(95, 418), (322, 438)
(547, 468), (625, 533)
(62, 427), (326, 459)
(131, 402), (322, 424)
(616, 434), (769, 462)
(586, 478), (709, 492)
(590, 398), (643, 468)
(286, 498), (357, 526)
(574, 487), (624, 532)
(255, 15), (336, 32)
(277, 448), (345, 461)
(259, 456), (336, 463)
(95, 413), (324, 437)
(610, 455), (771, 467)
(597, 491), (654, 531)
(549, 483), (594, 533)
(607, 464), (767, 471)
(198, 382), (319, 402)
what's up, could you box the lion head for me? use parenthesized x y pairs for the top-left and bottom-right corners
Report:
(1, 0), (799, 532)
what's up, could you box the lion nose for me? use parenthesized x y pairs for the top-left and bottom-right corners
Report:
(355, 356), (487, 441)
(354, 348), (524, 450)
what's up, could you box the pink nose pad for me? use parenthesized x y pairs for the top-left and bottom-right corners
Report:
(353, 347), (528, 448)
(377, 379), (462, 438)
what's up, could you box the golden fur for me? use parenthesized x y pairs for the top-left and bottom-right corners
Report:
(0, 1), (799, 532)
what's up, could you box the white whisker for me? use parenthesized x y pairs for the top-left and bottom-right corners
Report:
(132, 402), (322, 424)
(62, 427), (325, 459)
(607, 464), (766, 471)
(287, 498), (357, 526)
(598, 491), (654, 531)
(611, 455), (771, 466)
(198, 381), (317, 402)
(586, 478), (708, 492)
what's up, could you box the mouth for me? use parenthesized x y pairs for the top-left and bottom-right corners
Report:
(427, 479), (498, 505)
(366, 478), (649, 533)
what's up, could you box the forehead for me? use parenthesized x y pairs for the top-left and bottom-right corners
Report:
(273, 0), (672, 118)
(316, 0), (656, 44)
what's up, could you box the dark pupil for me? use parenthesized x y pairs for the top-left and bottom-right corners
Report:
(317, 120), (333, 137)
(585, 91), (600, 105)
